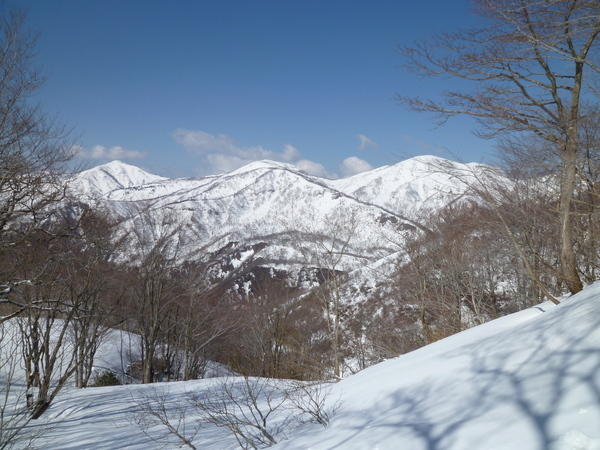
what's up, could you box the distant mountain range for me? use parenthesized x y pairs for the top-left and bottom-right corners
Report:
(68, 156), (486, 291)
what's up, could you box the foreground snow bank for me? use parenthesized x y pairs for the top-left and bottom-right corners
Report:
(275, 283), (600, 449)
(31, 283), (600, 449)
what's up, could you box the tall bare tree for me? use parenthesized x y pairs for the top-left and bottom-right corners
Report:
(0, 4), (76, 325)
(398, 0), (600, 294)
(0, 5), (80, 434)
(12, 224), (85, 419)
(122, 212), (183, 383)
(67, 209), (124, 388)
(164, 262), (237, 381)
(0, 7), (74, 251)
(288, 206), (362, 379)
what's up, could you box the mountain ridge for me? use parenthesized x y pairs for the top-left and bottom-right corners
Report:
(73, 155), (480, 215)
(67, 156), (490, 294)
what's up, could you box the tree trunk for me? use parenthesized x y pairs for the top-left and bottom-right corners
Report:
(559, 147), (584, 294)
(30, 399), (51, 420)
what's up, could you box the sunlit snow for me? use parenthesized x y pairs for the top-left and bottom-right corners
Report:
(25, 282), (600, 449)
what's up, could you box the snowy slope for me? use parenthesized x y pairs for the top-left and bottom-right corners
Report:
(32, 282), (600, 449)
(275, 284), (600, 450)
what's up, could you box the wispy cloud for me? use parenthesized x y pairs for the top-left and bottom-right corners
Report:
(356, 134), (378, 150)
(173, 129), (337, 178)
(341, 156), (374, 177)
(76, 145), (148, 160)
(172, 130), (240, 155)
(401, 134), (444, 153)
(400, 134), (415, 144)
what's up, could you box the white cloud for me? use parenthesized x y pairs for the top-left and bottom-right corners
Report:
(206, 154), (252, 174)
(357, 134), (378, 150)
(281, 143), (300, 162)
(76, 145), (147, 160)
(174, 129), (283, 164)
(173, 129), (338, 177)
(341, 156), (374, 177)
(173, 129), (239, 155)
(296, 159), (336, 178)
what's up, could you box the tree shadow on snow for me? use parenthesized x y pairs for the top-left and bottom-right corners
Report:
(327, 293), (600, 449)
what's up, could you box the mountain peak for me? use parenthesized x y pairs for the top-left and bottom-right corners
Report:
(71, 160), (166, 197)
(96, 160), (162, 180)
(227, 159), (305, 176)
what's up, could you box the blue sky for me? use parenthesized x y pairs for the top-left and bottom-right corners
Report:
(25, 0), (490, 178)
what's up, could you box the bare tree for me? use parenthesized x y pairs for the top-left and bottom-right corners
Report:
(67, 208), (124, 388)
(424, 159), (564, 304)
(0, 5), (80, 422)
(9, 221), (92, 419)
(0, 322), (48, 449)
(190, 376), (286, 448)
(389, 200), (524, 344)
(172, 262), (237, 381)
(132, 376), (337, 450)
(233, 279), (320, 380)
(131, 387), (200, 450)
(125, 217), (182, 384)
(398, 0), (600, 294)
(284, 380), (340, 428)
(288, 206), (362, 379)
(0, 7), (75, 259)
(0, 207), (118, 426)
(571, 108), (600, 282)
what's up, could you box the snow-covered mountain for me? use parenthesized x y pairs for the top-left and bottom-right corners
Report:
(15, 156), (599, 449)
(328, 155), (486, 214)
(69, 157), (480, 273)
(70, 160), (167, 197)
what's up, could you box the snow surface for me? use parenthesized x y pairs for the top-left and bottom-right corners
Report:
(28, 282), (600, 449)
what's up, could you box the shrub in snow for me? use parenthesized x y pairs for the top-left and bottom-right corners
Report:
(94, 370), (120, 387)
(131, 376), (338, 449)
